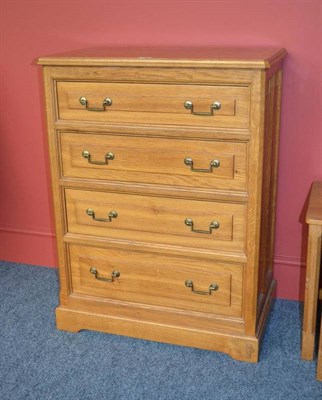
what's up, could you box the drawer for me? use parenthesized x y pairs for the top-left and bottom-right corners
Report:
(60, 132), (248, 192)
(65, 189), (246, 254)
(69, 244), (243, 317)
(57, 82), (250, 129)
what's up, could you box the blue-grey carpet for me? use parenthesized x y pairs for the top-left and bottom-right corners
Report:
(0, 260), (321, 400)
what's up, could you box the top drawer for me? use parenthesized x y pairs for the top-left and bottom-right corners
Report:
(56, 82), (250, 129)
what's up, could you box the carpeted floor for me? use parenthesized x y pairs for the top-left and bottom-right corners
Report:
(0, 261), (321, 400)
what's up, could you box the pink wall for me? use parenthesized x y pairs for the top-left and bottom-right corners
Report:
(0, 0), (321, 300)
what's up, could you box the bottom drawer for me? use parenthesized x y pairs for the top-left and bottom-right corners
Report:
(69, 244), (243, 318)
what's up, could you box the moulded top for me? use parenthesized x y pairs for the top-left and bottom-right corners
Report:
(38, 46), (287, 69)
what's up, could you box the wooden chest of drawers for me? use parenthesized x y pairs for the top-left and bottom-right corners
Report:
(38, 47), (286, 362)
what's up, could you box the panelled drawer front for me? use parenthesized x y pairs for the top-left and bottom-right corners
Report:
(65, 189), (246, 254)
(57, 82), (250, 129)
(60, 132), (248, 192)
(69, 244), (243, 317)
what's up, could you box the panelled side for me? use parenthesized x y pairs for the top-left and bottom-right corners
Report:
(242, 69), (266, 339)
(257, 68), (283, 316)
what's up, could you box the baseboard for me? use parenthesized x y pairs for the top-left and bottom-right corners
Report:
(274, 254), (306, 267)
(0, 224), (57, 267)
(273, 255), (306, 301)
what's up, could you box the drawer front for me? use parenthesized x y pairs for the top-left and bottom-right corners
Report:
(69, 244), (243, 317)
(60, 132), (248, 192)
(57, 82), (250, 129)
(65, 189), (246, 254)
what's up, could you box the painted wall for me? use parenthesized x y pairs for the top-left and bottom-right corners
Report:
(0, 0), (321, 299)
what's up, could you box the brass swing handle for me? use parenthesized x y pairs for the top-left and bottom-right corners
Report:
(82, 150), (115, 165)
(86, 208), (118, 223)
(184, 100), (221, 116)
(184, 157), (220, 173)
(90, 267), (120, 282)
(185, 218), (220, 234)
(185, 280), (219, 295)
(79, 96), (112, 111)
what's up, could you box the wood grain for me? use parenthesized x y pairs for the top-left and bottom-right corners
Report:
(39, 48), (286, 362)
(306, 182), (322, 225)
(38, 46), (287, 70)
(317, 317), (322, 380)
(60, 131), (247, 192)
(302, 182), (322, 361)
(42, 68), (71, 305)
(57, 81), (250, 129)
(56, 305), (259, 362)
(69, 244), (243, 317)
(257, 70), (283, 319)
(65, 188), (246, 254)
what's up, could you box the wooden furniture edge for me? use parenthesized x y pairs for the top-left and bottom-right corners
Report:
(37, 48), (287, 69)
(317, 317), (322, 380)
(39, 49), (286, 363)
(306, 182), (322, 225)
(56, 306), (259, 362)
(301, 181), (322, 362)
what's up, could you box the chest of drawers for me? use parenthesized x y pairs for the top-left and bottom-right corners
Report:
(38, 47), (286, 362)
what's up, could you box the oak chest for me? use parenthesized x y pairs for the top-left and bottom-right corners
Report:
(38, 47), (286, 362)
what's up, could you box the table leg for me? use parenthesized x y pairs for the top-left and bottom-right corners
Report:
(301, 224), (322, 360)
(317, 313), (322, 380)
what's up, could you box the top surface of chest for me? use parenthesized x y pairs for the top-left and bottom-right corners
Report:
(38, 46), (287, 68)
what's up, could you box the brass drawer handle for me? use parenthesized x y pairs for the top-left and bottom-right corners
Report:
(185, 218), (220, 234)
(185, 280), (219, 295)
(90, 267), (120, 282)
(184, 157), (220, 172)
(79, 96), (112, 111)
(82, 150), (115, 165)
(184, 100), (221, 116)
(86, 208), (118, 223)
